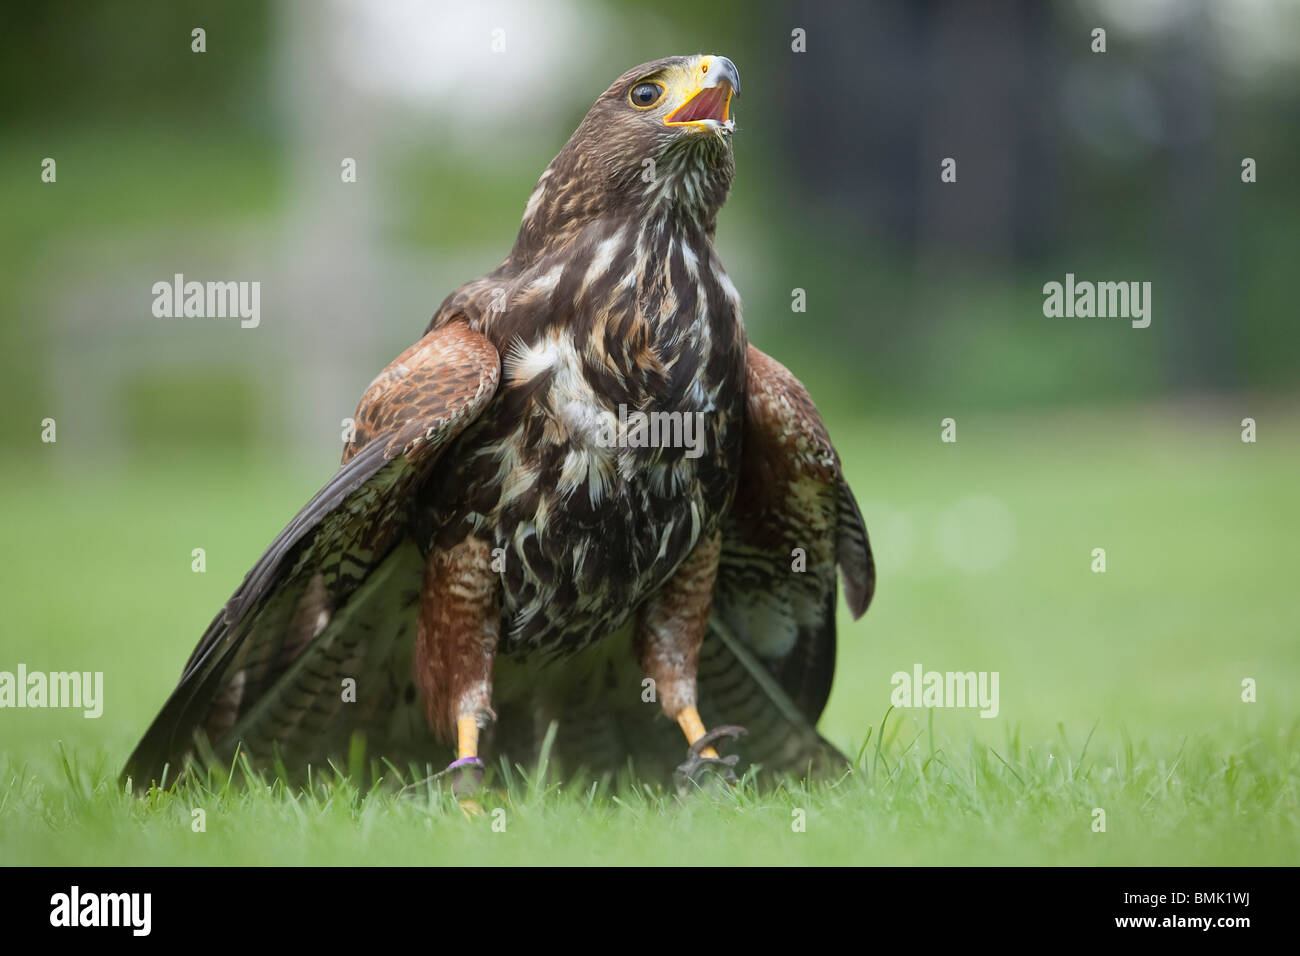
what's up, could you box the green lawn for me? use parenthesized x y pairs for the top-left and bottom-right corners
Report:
(1, 403), (1296, 865)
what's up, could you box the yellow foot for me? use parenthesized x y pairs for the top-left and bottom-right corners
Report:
(672, 711), (747, 793)
(676, 706), (720, 758)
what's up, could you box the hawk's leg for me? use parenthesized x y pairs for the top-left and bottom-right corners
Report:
(634, 531), (747, 789)
(414, 536), (500, 798)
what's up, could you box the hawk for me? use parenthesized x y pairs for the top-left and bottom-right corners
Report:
(123, 54), (874, 793)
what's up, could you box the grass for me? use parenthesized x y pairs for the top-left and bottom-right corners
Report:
(3, 715), (1295, 866)
(1, 402), (1297, 865)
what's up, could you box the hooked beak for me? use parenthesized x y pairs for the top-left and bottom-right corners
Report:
(665, 55), (740, 132)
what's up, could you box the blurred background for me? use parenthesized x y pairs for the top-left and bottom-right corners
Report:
(1, 0), (1297, 810)
(4, 0), (1298, 459)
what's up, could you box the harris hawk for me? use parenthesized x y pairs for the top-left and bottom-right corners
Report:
(123, 54), (874, 793)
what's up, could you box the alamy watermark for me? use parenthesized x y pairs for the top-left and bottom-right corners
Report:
(151, 273), (260, 328)
(50, 887), (150, 936)
(0, 664), (103, 718)
(594, 404), (706, 459)
(890, 663), (999, 718)
(1042, 273), (1151, 329)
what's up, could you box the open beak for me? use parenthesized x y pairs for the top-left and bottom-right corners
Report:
(666, 55), (740, 131)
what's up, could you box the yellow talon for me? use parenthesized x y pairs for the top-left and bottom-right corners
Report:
(676, 705), (720, 759)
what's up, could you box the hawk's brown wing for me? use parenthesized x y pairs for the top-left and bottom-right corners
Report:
(699, 344), (874, 775)
(123, 320), (500, 786)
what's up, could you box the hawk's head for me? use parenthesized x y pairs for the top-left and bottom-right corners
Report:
(514, 55), (741, 258)
(593, 53), (740, 146)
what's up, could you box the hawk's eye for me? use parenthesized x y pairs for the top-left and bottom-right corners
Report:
(629, 83), (664, 108)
